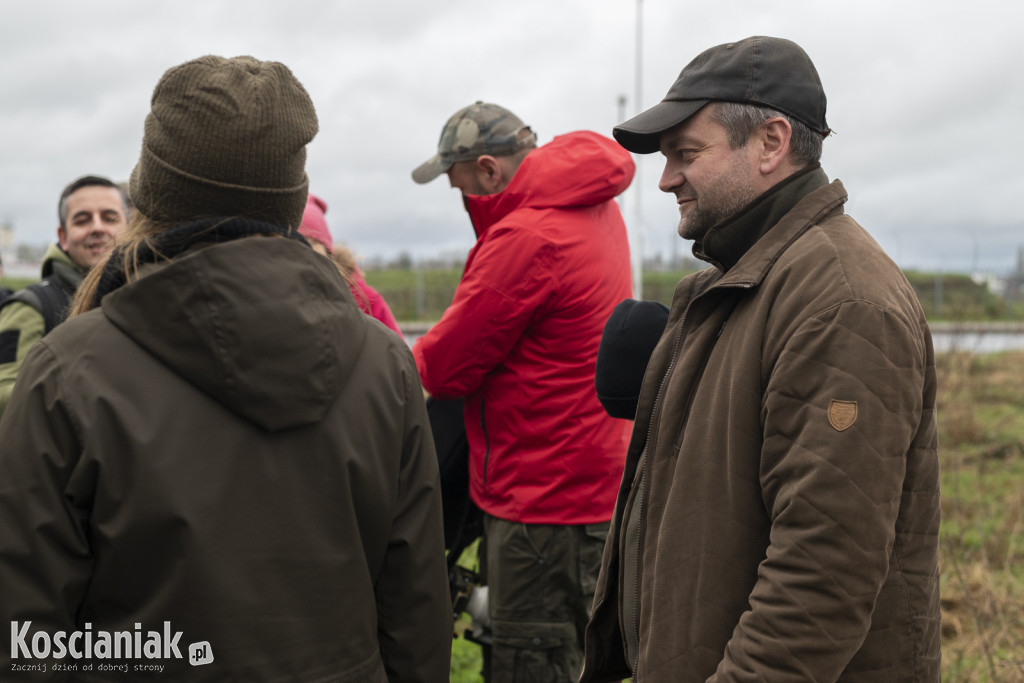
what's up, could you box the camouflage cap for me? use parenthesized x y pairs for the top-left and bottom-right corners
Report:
(412, 101), (536, 184)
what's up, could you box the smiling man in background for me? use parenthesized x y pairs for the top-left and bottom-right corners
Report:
(0, 175), (128, 418)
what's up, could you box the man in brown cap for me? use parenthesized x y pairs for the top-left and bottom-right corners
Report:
(581, 36), (940, 682)
(0, 55), (451, 682)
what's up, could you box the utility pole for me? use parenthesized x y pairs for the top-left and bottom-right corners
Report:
(618, 94), (627, 219)
(632, 0), (644, 299)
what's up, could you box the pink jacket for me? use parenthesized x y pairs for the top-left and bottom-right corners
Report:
(349, 269), (401, 336)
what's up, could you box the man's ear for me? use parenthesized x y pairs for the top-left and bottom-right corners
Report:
(758, 117), (792, 175)
(57, 225), (68, 250)
(475, 155), (505, 194)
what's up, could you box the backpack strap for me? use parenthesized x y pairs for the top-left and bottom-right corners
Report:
(0, 279), (71, 336)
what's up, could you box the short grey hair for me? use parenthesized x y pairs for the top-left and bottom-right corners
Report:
(708, 101), (824, 168)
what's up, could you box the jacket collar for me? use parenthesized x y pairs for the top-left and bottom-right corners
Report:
(695, 164), (831, 273)
(461, 131), (636, 239)
(464, 192), (505, 240)
(49, 257), (86, 292)
(92, 217), (305, 307)
(40, 242), (87, 288)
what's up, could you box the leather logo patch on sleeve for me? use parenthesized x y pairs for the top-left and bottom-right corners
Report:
(827, 399), (858, 432)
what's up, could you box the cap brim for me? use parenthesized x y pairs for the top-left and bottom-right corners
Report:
(613, 99), (710, 154)
(411, 154), (450, 185)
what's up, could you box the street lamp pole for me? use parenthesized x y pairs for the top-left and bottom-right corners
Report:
(632, 0), (644, 299)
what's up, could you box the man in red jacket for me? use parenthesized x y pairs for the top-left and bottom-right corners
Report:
(412, 102), (635, 682)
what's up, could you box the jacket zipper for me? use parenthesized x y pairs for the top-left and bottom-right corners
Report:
(480, 394), (491, 485)
(631, 300), (692, 679)
(629, 283), (748, 679)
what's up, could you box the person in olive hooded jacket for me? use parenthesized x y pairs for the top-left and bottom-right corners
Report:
(0, 55), (451, 682)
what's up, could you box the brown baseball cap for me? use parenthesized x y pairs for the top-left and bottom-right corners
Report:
(614, 36), (830, 154)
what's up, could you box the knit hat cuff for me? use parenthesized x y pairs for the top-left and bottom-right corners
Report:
(131, 145), (309, 228)
(595, 393), (640, 421)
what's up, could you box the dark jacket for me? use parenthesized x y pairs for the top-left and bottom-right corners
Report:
(0, 236), (452, 682)
(582, 170), (941, 682)
(413, 131), (635, 525)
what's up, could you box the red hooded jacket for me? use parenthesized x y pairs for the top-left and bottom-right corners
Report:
(413, 131), (634, 524)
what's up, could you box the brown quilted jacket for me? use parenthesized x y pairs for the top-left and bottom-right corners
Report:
(582, 169), (941, 682)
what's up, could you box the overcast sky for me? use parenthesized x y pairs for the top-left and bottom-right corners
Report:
(1, 0), (1021, 274)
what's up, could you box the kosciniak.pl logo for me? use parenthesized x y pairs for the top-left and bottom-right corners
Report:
(10, 621), (214, 673)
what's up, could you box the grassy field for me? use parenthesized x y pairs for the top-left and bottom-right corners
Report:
(1, 276), (37, 292)
(360, 267), (699, 321)
(449, 350), (1024, 682)
(7, 267), (1023, 322)
(936, 350), (1024, 681)
(357, 267), (1024, 323)
(6, 268), (1023, 680)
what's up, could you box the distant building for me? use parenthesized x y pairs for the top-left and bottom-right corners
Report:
(0, 223), (47, 279)
(1005, 246), (1024, 300)
(0, 222), (14, 278)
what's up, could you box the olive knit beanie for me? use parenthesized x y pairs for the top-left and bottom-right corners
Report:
(129, 55), (318, 229)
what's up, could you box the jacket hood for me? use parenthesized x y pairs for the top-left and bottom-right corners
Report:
(100, 237), (367, 432)
(464, 130), (635, 236)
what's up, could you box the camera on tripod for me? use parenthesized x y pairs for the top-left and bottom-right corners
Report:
(427, 396), (491, 646)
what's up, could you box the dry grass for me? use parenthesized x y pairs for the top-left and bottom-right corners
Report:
(937, 351), (1024, 682)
